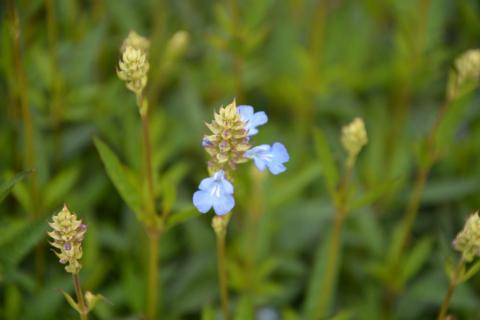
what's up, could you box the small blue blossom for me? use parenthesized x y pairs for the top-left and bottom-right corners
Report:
(245, 142), (289, 175)
(237, 105), (268, 136)
(193, 170), (235, 215)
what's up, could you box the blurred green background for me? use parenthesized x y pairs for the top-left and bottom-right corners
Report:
(1, 0), (480, 319)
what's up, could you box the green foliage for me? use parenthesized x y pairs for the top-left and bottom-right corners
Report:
(2, 0), (480, 319)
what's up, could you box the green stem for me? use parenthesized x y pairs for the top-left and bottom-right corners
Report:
(146, 229), (160, 320)
(216, 229), (230, 320)
(73, 273), (88, 320)
(314, 163), (353, 319)
(8, 0), (44, 284)
(137, 94), (162, 319)
(45, 0), (64, 162)
(437, 258), (464, 320)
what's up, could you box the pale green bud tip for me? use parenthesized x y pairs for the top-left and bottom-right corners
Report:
(117, 45), (150, 95)
(166, 30), (189, 56)
(453, 212), (480, 263)
(48, 205), (87, 274)
(121, 31), (150, 53)
(448, 49), (480, 100)
(341, 117), (368, 160)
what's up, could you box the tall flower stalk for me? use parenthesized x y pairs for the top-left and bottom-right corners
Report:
(117, 31), (162, 319)
(193, 101), (289, 318)
(48, 205), (102, 320)
(384, 49), (480, 308)
(314, 118), (368, 319)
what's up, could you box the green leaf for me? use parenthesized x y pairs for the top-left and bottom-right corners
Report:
(166, 207), (198, 230)
(0, 170), (32, 203)
(0, 217), (49, 268)
(313, 127), (339, 201)
(460, 260), (480, 283)
(44, 166), (80, 210)
(400, 237), (432, 287)
(94, 138), (143, 217)
(62, 291), (81, 314)
(351, 178), (400, 210)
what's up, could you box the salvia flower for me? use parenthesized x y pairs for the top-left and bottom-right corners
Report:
(245, 143), (289, 175)
(193, 170), (234, 215)
(453, 212), (480, 262)
(48, 205), (87, 274)
(341, 117), (368, 166)
(237, 105), (268, 136)
(117, 45), (149, 95)
(193, 100), (289, 215)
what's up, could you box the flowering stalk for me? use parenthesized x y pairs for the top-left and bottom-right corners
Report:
(437, 258), (464, 320)
(48, 205), (90, 320)
(193, 101), (289, 316)
(314, 118), (367, 319)
(117, 31), (164, 319)
(385, 49), (480, 304)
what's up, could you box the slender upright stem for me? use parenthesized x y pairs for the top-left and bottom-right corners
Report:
(137, 94), (162, 320)
(73, 273), (88, 320)
(8, 0), (44, 283)
(45, 0), (64, 160)
(216, 231), (230, 320)
(146, 229), (160, 320)
(437, 258), (464, 320)
(314, 164), (353, 319)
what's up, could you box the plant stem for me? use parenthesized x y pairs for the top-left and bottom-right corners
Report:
(314, 163), (353, 319)
(8, 0), (44, 284)
(137, 94), (162, 319)
(73, 273), (88, 320)
(437, 258), (464, 320)
(45, 0), (64, 163)
(216, 229), (230, 320)
(146, 229), (160, 320)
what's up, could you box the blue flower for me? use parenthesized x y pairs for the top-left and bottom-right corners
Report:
(237, 105), (268, 136)
(245, 143), (289, 175)
(193, 170), (235, 215)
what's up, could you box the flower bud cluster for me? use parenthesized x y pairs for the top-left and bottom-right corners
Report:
(203, 100), (251, 174)
(453, 212), (480, 262)
(449, 49), (480, 100)
(341, 117), (368, 165)
(121, 31), (150, 54)
(117, 45), (150, 95)
(48, 205), (87, 274)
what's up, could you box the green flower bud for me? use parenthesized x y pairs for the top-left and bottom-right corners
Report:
(117, 45), (150, 95)
(48, 205), (87, 274)
(453, 212), (480, 263)
(341, 117), (368, 166)
(448, 49), (480, 100)
(121, 31), (150, 54)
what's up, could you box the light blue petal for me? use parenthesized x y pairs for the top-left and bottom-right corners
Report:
(198, 176), (215, 191)
(245, 145), (270, 158)
(237, 105), (254, 121)
(267, 162), (286, 175)
(253, 157), (267, 171)
(220, 177), (234, 194)
(251, 111), (268, 127)
(213, 194), (235, 215)
(272, 143), (289, 163)
(193, 190), (213, 213)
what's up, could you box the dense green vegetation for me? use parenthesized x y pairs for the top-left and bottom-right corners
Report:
(2, 0), (480, 319)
